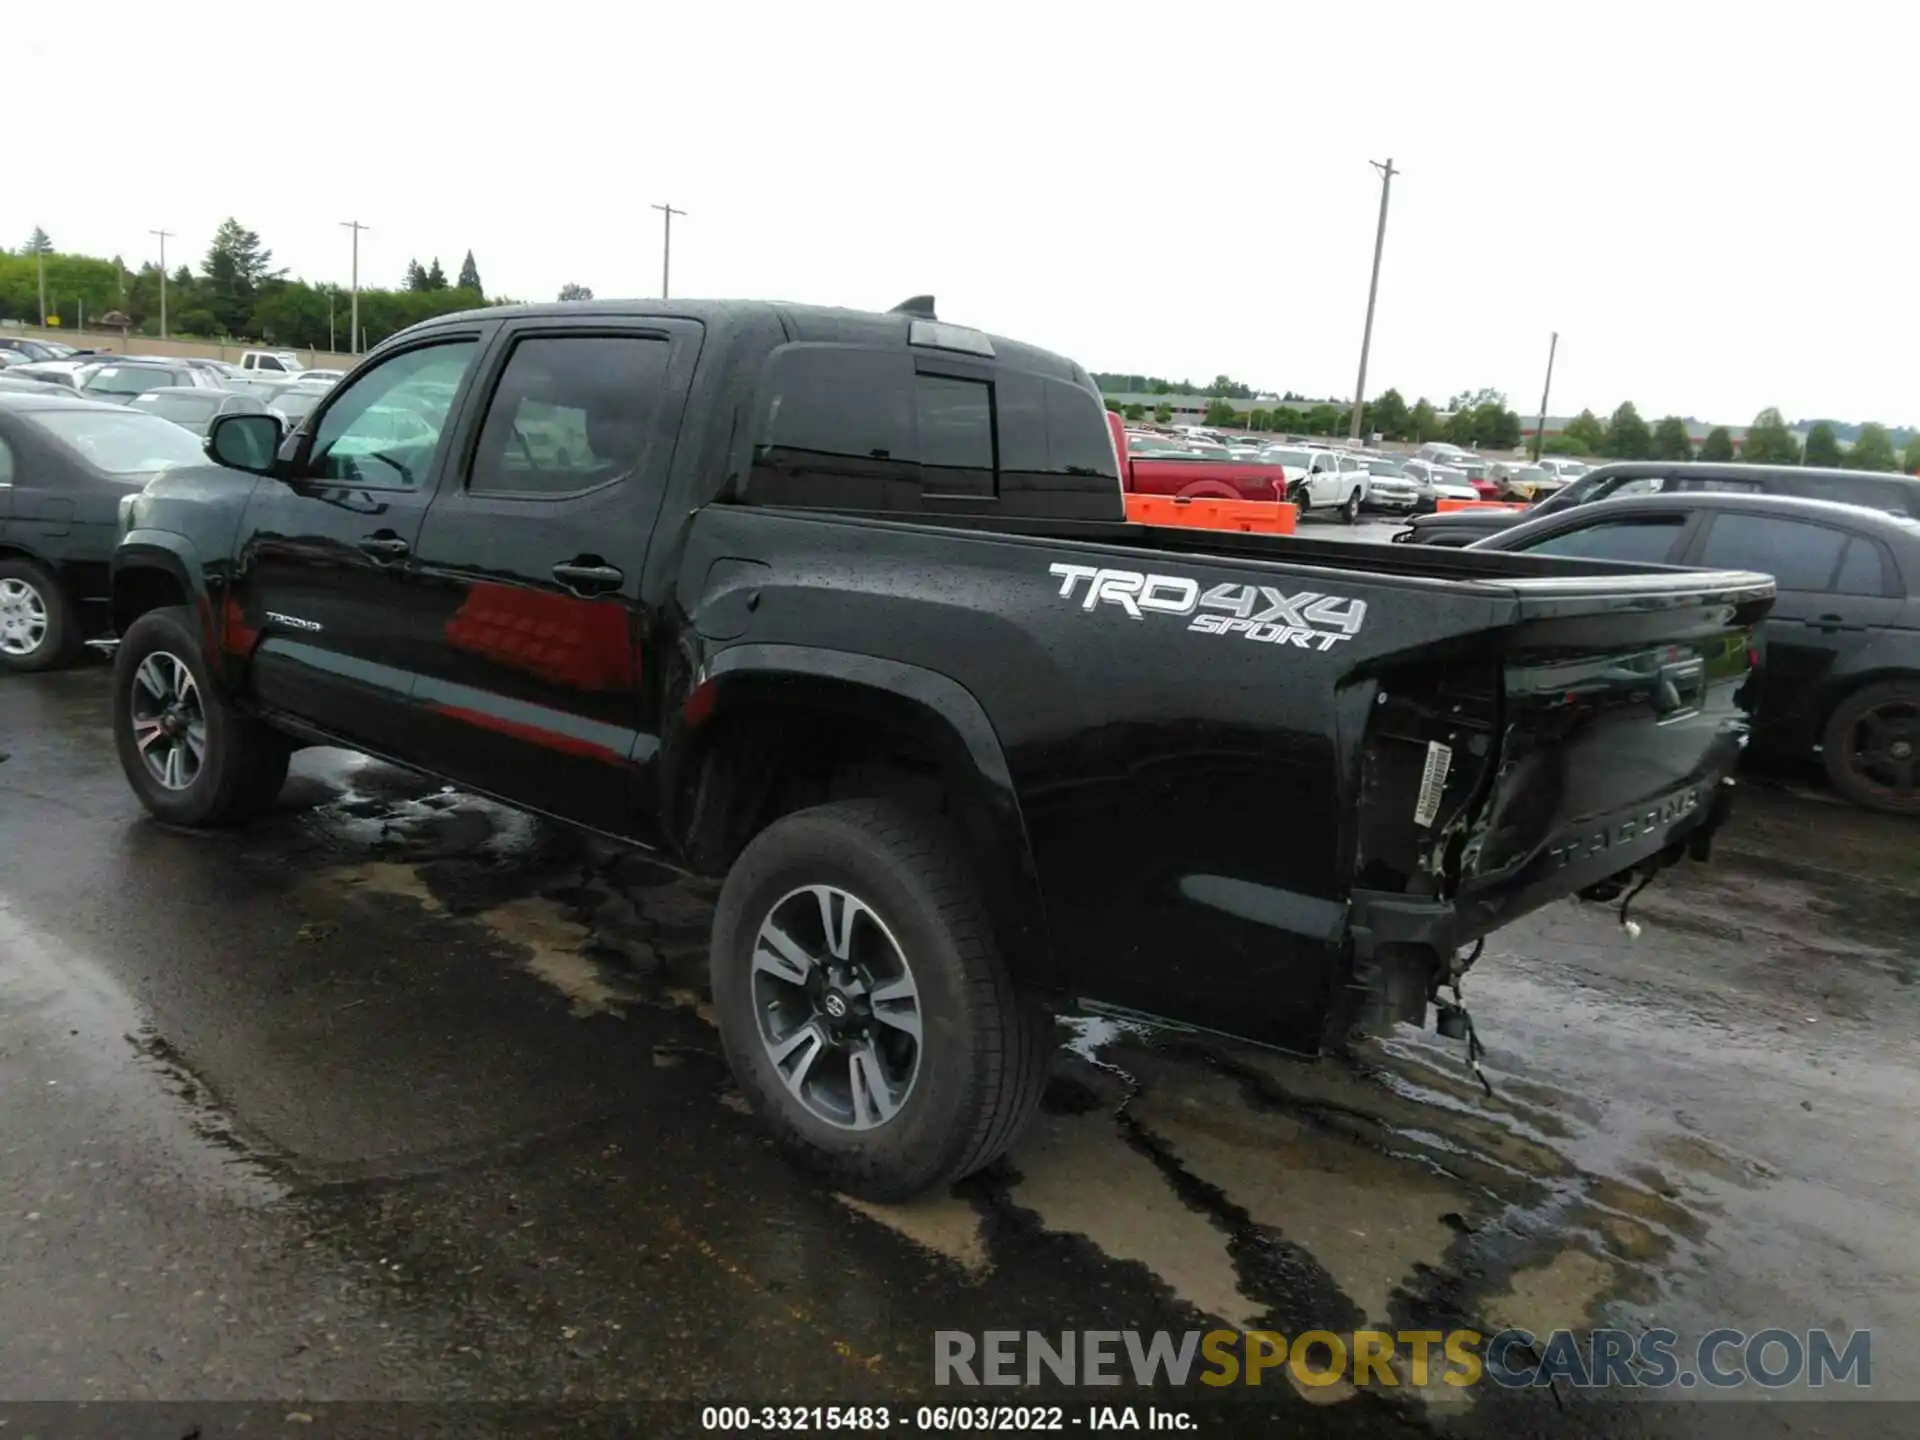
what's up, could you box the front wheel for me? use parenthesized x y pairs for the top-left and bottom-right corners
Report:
(1821, 680), (1920, 814)
(710, 799), (1053, 1201)
(1340, 490), (1361, 525)
(113, 606), (290, 827)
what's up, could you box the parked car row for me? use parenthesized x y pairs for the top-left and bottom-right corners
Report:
(1116, 426), (1590, 517)
(0, 349), (341, 431)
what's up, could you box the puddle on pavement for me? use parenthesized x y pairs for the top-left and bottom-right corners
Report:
(478, 895), (637, 1017)
(837, 1194), (990, 1279)
(279, 760), (1765, 1390)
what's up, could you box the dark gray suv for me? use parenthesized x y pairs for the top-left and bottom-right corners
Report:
(1396, 461), (1920, 546)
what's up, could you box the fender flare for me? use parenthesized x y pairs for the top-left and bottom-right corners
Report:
(686, 642), (1061, 990)
(112, 531), (228, 678)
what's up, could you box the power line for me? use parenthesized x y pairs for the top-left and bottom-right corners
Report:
(1348, 158), (1398, 441)
(1532, 332), (1559, 463)
(652, 204), (686, 300)
(340, 220), (369, 353)
(150, 229), (174, 339)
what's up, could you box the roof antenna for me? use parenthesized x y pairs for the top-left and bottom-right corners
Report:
(889, 295), (937, 319)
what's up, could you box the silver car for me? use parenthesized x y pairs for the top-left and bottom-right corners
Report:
(1356, 456), (1420, 511)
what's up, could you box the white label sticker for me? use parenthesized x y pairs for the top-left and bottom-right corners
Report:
(1414, 741), (1453, 828)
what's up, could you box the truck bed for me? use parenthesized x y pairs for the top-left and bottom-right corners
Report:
(689, 503), (1774, 1052)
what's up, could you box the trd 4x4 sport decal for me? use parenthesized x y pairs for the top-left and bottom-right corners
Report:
(1048, 563), (1367, 651)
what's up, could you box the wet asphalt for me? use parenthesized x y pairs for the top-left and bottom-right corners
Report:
(2, 654), (1917, 1439)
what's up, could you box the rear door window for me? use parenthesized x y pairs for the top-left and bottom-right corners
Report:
(1795, 474), (1920, 518)
(1833, 537), (1890, 596)
(1697, 513), (1848, 590)
(1520, 515), (1689, 563)
(466, 334), (674, 498)
(753, 344), (916, 510)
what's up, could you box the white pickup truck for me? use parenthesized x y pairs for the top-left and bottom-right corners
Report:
(236, 349), (305, 376)
(1260, 443), (1370, 524)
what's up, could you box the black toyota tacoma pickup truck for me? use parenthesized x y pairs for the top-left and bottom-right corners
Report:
(109, 297), (1773, 1199)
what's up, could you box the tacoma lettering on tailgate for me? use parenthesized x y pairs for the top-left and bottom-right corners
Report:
(1543, 786), (1704, 870)
(1048, 563), (1368, 651)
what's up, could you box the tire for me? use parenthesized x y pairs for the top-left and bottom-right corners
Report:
(112, 606), (290, 827)
(1340, 490), (1361, 525)
(710, 798), (1053, 1201)
(0, 557), (81, 673)
(1820, 679), (1920, 815)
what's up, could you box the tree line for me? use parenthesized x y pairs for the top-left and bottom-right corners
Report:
(2, 224), (599, 353)
(1544, 403), (1919, 472)
(1106, 386), (1526, 450)
(1104, 375), (1920, 472)
(1091, 372), (1277, 400)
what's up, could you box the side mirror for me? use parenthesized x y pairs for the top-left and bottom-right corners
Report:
(206, 411), (285, 475)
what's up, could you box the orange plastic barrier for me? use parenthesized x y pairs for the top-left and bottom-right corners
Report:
(1436, 498), (1528, 513)
(1124, 494), (1299, 534)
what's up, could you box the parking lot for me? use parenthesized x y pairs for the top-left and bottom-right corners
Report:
(4, 658), (1917, 1435)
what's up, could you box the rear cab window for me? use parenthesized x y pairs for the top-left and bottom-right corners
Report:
(747, 320), (1119, 519)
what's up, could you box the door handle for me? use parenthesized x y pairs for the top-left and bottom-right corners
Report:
(552, 561), (625, 595)
(357, 534), (411, 559)
(1814, 613), (1853, 633)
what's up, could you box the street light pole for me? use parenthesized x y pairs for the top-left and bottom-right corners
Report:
(1347, 157), (1398, 441)
(35, 245), (47, 329)
(340, 220), (369, 352)
(1531, 331), (1559, 463)
(150, 229), (174, 339)
(652, 203), (686, 299)
(328, 287), (336, 353)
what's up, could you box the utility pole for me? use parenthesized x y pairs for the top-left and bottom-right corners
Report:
(652, 203), (686, 299)
(327, 286), (336, 353)
(1531, 331), (1559, 463)
(340, 220), (369, 351)
(1347, 157), (1398, 441)
(150, 229), (174, 339)
(35, 245), (47, 329)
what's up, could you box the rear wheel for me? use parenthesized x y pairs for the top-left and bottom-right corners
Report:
(113, 606), (290, 827)
(0, 558), (81, 673)
(1339, 489), (1361, 525)
(710, 799), (1052, 1201)
(1822, 680), (1920, 814)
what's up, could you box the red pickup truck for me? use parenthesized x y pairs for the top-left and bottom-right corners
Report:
(1118, 437), (1293, 504)
(1105, 419), (1369, 524)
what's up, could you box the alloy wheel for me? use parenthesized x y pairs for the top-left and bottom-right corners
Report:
(1845, 699), (1919, 804)
(128, 651), (208, 791)
(750, 884), (923, 1131)
(0, 577), (47, 657)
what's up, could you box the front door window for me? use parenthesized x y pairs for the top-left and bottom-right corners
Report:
(307, 341), (478, 491)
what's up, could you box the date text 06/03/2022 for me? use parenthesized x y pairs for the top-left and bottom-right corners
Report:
(699, 1404), (1192, 1431)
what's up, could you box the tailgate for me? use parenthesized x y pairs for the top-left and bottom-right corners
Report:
(1352, 568), (1774, 944)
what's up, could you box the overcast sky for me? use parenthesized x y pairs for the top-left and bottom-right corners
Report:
(9, 2), (1914, 426)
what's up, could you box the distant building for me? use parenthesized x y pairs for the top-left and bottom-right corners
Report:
(1102, 391), (1345, 420)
